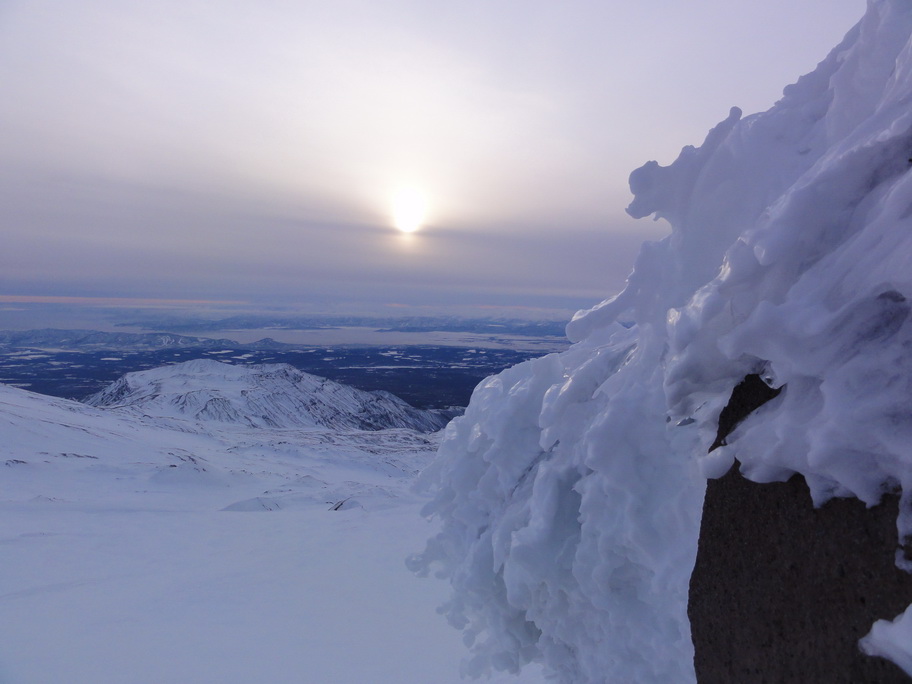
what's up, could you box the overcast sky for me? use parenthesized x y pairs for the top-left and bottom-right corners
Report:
(0, 0), (865, 319)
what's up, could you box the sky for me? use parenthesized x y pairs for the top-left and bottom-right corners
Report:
(0, 0), (866, 321)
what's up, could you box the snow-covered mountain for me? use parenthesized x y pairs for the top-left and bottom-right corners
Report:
(84, 358), (449, 433)
(0, 371), (551, 683)
(1, 371), (441, 512)
(410, 2), (912, 682)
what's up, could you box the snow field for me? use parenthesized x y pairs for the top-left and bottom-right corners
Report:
(0, 378), (544, 683)
(0, 503), (545, 684)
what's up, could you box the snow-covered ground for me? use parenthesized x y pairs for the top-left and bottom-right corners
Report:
(0, 372), (545, 683)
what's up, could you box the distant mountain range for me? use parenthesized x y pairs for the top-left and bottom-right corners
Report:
(0, 318), (567, 353)
(0, 328), (289, 351)
(112, 314), (568, 338)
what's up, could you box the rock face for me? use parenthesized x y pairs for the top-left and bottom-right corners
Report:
(689, 466), (912, 683)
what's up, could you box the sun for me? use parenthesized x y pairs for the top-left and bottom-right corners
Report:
(391, 188), (428, 233)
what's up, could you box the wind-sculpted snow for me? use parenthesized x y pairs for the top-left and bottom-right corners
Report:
(84, 358), (448, 433)
(411, 1), (912, 680)
(410, 336), (702, 682)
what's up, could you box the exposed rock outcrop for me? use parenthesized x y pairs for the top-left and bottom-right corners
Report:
(689, 466), (912, 683)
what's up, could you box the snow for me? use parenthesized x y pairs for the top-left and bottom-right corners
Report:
(9, 0), (912, 678)
(861, 605), (912, 676)
(0, 379), (545, 683)
(411, 1), (912, 680)
(0, 504), (491, 684)
(84, 358), (449, 433)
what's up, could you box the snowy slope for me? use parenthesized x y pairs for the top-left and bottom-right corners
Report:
(0, 380), (547, 683)
(84, 358), (448, 433)
(1, 379), (438, 514)
(411, 1), (912, 681)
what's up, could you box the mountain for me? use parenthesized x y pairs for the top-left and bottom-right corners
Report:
(0, 373), (552, 683)
(84, 358), (449, 433)
(410, 2), (912, 682)
(1, 365), (444, 512)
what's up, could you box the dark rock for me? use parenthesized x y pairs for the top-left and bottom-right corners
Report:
(709, 374), (782, 452)
(689, 465), (912, 683)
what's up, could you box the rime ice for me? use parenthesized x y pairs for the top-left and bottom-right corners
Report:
(411, 1), (912, 680)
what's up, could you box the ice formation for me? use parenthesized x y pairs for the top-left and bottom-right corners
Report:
(410, 1), (912, 680)
(862, 604), (912, 675)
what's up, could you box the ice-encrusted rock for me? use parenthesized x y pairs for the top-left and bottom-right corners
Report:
(411, 1), (912, 681)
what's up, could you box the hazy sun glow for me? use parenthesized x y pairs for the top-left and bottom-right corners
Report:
(391, 188), (428, 233)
